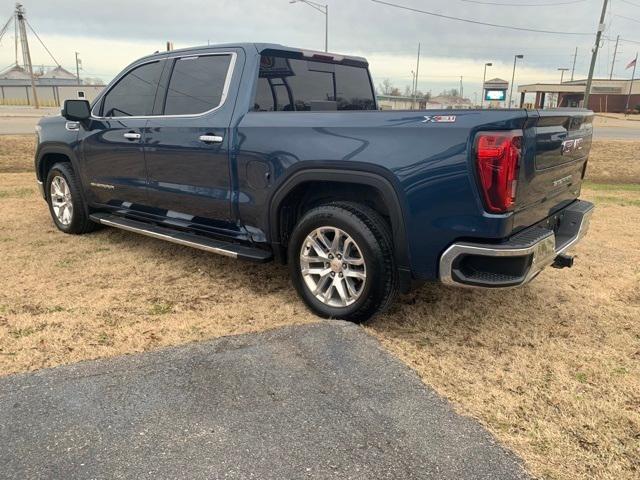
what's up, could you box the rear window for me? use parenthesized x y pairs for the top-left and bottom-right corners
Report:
(164, 54), (232, 115)
(252, 55), (375, 112)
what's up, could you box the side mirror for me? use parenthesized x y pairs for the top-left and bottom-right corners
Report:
(62, 99), (91, 121)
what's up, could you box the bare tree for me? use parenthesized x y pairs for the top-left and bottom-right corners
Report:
(439, 88), (459, 98)
(379, 78), (394, 95)
(83, 77), (105, 85)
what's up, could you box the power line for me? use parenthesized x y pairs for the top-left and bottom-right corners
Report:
(25, 19), (60, 66)
(0, 62), (16, 73)
(619, 36), (640, 45)
(0, 15), (13, 44)
(614, 14), (640, 24)
(619, 0), (640, 7)
(370, 0), (593, 35)
(461, 0), (585, 6)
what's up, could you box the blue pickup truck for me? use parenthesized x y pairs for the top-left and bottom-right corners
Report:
(34, 43), (594, 321)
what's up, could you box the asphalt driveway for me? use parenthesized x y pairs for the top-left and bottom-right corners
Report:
(0, 321), (528, 479)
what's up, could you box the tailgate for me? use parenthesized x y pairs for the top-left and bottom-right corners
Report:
(512, 109), (593, 231)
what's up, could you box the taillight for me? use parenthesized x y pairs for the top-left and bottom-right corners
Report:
(475, 131), (522, 213)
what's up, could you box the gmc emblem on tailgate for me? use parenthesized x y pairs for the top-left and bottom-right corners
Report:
(561, 137), (584, 155)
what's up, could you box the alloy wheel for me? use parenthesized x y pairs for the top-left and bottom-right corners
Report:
(50, 175), (73, 226)
(299, 227), (367, 307)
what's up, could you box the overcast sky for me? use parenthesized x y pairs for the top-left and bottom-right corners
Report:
(1, 0), (639, 100)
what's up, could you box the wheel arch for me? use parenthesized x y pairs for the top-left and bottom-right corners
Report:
(268, 167), (411, 287)
(35, 143), (81, 198)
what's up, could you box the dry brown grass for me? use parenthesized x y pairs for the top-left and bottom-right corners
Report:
(0, 134), (35, 173)
(588, 141), (640, 184)
(1, 135), (639, 480)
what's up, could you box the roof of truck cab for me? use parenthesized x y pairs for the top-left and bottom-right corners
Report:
(139, 43), (368, 65)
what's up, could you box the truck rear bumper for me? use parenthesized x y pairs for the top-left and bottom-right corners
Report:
(439, 200), (594, 288)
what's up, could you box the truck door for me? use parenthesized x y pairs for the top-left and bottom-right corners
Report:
(80, 60), (166, 207)
(143, 51), (239, 235)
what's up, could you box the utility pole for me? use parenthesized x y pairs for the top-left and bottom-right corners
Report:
(290, 0), (329, 52)
(481, 62), (492, 109)
(610, 35), (619, 79)
(557, 68), (569, 107)
(624, 53), (638, 115)
(571, 47), (578, 81)
(15, 3), (38, 108)
(75, 52), (81, 85)
(410, 70), (416, 104)
(14, 9), (18, 66)
(459, 76), (463, 99)
(508, 54), (524, 108)
(413, 42), (421, 110)
(325, 3), (328, 53)
(584, 0), (609, 108)
(558, 67), (569, 83)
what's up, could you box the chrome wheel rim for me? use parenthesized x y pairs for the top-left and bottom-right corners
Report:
(300, 227), (367, 308)
(50, 175), (73, 226)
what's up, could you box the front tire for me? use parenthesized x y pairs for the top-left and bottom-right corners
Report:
(46, 162), (99, 234)
(288, 202), (398, 322)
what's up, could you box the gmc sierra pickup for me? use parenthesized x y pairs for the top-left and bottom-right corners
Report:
(35, 43), (594, 321)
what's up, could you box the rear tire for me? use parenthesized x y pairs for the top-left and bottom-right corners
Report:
(288, 202), (398, 322)
(46, 162), (99, 234)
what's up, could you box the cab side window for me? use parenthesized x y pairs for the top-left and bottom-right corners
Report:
(101, 61), (164, 117)
(163, 55), (232, 115)
(251, 55), (376, 112)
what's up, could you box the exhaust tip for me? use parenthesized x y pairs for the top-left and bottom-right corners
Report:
(552, 253), (574, 269)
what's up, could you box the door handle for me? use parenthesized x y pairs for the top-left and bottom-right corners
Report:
(123, 132), (141, 140)
(199, 134), (223, 144)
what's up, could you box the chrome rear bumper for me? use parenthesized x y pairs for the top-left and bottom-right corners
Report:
(439, 200), (594, 288)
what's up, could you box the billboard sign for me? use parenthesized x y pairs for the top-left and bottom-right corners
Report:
(485, 89), (506, 101)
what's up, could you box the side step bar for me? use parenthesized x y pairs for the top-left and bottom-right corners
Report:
(90, 213), (272, 263)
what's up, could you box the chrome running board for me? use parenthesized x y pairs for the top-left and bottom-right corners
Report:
(90, 213), (272, 263)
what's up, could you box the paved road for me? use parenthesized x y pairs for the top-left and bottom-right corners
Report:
(0, 321), (528, 480)
(592, 126), (639, 140)
(0, 107), (58, 135)
(0, 116), (40, 135)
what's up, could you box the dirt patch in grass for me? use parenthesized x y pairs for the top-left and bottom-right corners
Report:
(1, 135), (639, 480)
(0, 135), (35, 173)
(587, 141), (640, 184)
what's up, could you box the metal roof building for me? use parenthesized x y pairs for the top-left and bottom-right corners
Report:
(0, 65), (79, 86)
(517, 78), (640, 113)
(38, 66), (78, 85)
(0, 65), (33, 86)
